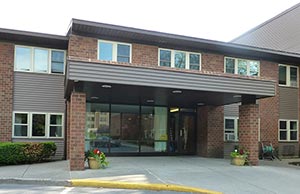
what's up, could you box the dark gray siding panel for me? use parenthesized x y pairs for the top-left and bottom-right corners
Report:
(12, 138), (65, 160)
(14, 72), (65, 112)
(279, 87), (298, 119)
(224, 142), (238, 159)
(224, 103), (240, 117)
(278, 142), (299, 157)
(68, 61), (276, 97)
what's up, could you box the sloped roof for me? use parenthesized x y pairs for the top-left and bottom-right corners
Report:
(232, 3), (300, 54)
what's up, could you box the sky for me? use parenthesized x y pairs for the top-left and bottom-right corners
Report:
(0, 0), (299, 42)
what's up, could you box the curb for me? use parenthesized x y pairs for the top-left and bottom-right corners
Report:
(0, 178), (70, 187)
(71, 179), (222, 194)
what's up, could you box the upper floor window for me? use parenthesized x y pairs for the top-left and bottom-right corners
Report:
(15, 46), (65, 74)
(98, 40), (131, 63)
(225, 57), (260, 76)
(279, 64), (298, 87)
(13, 112), (64, 138)
(279, 120), (298, 141)
(224, 117), (238, 141)
(159, 48), (201, 70)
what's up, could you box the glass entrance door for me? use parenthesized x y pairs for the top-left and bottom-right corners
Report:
(169, 108), (196, 154)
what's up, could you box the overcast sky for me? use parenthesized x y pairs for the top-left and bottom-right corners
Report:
(0, 0), (299, 41)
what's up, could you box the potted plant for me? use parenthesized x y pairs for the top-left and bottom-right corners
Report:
(86, 148), (109, 169)
(230, 147), (249, 166)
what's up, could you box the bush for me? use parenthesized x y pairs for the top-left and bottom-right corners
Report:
(0, 142), (56, 165)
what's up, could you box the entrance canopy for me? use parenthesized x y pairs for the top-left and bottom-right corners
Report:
(66, 60), (276, 107)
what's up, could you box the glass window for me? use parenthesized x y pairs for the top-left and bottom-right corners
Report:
(189, 54), (200, 70)
(99, 42), (113, 61)
(174, 51), (186, 69)
(225, 57), (259, 76)
(279, 120), (298, 141)
(34, 49), (48, 73)
(280, 120), (287, 129)
(15, 47), (31, 71)
(141, 106), (167, 152)
(14, 113), (28, 137)
(290, 67), (298, 87)
(224, 118), (238, 141)
(290, 121), (298, 141)
(225, 58), (235, 74)
(237, 59), (247, 75)
(159, 49), (171, 67)
(225, 119), (234, 129)
(249, 61), (259, 76)
(32, 114), (46, 137)
(51, 51), (64, 74)
(117, 44), (130, 63)
(279, 66), (287, 85)
(49, 114), (63, 137)
(85, 103), (110, 152)
(110, 104), (140, 153)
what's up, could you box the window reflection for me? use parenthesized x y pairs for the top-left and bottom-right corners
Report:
(141, 106), (167, 152)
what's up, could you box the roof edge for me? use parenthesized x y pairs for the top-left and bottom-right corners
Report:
(71, 18), (300, 58)
(0, 27), (68, 40)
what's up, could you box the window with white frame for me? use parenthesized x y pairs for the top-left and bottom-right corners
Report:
(49, 114), (63, 137)
(159, 48), (201, 70)
(279, 120), (298, 141)
(13, 112), (64, 138)
(14, 46), (65, 74)
(224, 117), (238, 141)
(98, 40), (131, 63)
(225, 57), (260, 76)
(279, 64), (298, 87)
(13, 113), (29, 137)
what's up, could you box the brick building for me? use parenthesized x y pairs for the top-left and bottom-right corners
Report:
(0, 18), (299, 170)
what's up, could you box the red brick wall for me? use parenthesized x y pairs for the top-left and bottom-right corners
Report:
(239, 104), (259, 165)
(197, 106), (224, 158)
(259, 61), (279, 147)
(68, 35), (98, 60)
(69, 92), (86, 170)
(0, 43), (14, 142)
(131, 43), (158, 67)
(68, 35), (229, 75)
(201, 53), (224, 73)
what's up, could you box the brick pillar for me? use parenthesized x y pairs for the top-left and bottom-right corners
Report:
(0, 43), (14, 142)
(239, 104), (259, 165)
(197, 106), (224, 158)
(69, 92), (86, 170)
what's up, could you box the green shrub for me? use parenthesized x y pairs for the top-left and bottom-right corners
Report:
(0, 142), (57, 165)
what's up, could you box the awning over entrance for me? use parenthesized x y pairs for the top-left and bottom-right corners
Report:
(66, 60), (276, 106)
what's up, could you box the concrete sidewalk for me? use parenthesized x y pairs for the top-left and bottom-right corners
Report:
(0, 156), (300, 193)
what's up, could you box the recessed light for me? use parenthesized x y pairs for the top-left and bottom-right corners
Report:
(102, 84), (112, 88)
(172, 90), (182, 94)
(91, 96), (99, 100)
(170, 108), (179, 113)
(74, 80), (79, 83)
(146, 99), (154, 103)
(197, 102), (205, 106)
(233, 95), (242, 98)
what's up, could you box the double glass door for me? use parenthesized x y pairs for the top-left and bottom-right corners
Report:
(169, 109), (196, 154)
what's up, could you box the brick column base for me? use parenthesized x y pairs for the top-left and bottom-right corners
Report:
(197, 106), (224, 158)
(239, 104), (259, 165)
(69, 92), (86, 170)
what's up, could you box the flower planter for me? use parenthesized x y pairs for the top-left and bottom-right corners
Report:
(231, 156), (246, 166)
(88, 157), (100, 169)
